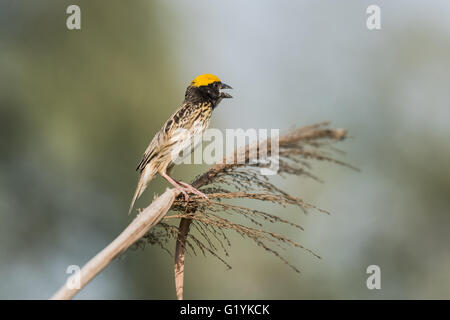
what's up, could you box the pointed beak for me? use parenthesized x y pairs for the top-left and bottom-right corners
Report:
(220, 82), (233, 98)
(221, 83), (232, 90)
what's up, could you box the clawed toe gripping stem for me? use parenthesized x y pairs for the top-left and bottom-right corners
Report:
(160, 172), (208, 202)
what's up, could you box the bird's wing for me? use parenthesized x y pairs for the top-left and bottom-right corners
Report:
(136, 102), (194, 172)
(136, 128), (165, 172)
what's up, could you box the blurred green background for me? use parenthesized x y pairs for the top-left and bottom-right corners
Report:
(1, 0), (450, 299)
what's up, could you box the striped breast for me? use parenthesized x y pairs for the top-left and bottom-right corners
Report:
(167, 102), (212, 165)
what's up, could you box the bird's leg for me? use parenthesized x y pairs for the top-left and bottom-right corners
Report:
(175, 180), (209, 200)
(160, 171), (190, 202)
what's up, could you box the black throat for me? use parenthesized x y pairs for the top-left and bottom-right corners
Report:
(184, 85), (221, 108)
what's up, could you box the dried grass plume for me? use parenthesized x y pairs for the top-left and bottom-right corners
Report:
(134, 122), (355, 299)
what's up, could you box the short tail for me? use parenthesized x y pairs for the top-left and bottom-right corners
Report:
(128, 169), (156, 215)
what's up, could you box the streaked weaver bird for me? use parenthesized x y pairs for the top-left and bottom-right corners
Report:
(129, 74), (232, 214)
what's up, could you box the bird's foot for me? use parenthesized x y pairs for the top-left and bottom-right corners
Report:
(178, 188), (190, 202)
(177, 181), (209, 201)
(160, 171), (208, 202)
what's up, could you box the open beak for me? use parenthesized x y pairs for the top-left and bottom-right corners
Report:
(220, 82), (233, 98)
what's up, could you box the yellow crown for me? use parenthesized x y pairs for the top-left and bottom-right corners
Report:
(190, 74), (221, 87)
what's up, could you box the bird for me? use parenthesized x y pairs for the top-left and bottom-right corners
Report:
(128, 74), (233, 214)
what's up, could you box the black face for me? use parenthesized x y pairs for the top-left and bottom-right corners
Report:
(185, 82), (232, 107)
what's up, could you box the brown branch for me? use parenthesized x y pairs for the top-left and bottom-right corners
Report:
(174, 218), (191, 300)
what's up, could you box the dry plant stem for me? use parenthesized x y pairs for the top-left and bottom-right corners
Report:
(174, 218), (191, 300)
(50, 188), (179, 300)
